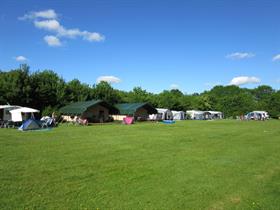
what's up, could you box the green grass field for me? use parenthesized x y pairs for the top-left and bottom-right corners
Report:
(1, 120), (280, 209)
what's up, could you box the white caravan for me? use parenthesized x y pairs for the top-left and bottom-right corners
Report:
(207, 111), (223, 119)
(246, 111), (269, 120)
(186, 110), (205, 120)
(0, 105), (21, 121)
(149, 108), (173, 120)
(171, 111), (185, 120)
(186, 110), (223, 120)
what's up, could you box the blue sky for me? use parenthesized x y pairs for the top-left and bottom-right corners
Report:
(1, 0), (280, 93)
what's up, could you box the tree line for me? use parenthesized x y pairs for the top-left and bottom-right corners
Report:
(1, 65), (280, 118)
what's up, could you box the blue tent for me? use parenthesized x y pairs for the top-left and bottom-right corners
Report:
(18, 119), (41, 131)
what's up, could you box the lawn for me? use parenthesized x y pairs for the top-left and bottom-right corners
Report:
(0, 120), (280, 209)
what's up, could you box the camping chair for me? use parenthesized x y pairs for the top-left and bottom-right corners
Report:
(40, 117), (55, 128)
(5, 121), (15, 128)
(0, 120), (4, 128)
(41, 121), (48, 128)
(74, 117), (88, 126)
(78, 118), (88, 126)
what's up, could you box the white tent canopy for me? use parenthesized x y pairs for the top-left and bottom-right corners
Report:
(9, 107), (40, 122)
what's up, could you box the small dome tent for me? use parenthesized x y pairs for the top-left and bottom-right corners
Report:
(18, 119), (41, 131)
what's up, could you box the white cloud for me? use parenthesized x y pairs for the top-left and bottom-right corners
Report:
(44, 35), (62, 47)
(82, 31), (105, 42)
(34, 19), (60, 31)
(57, 26), (105, 41)
(229, 76), (261, 86)
(170, 84), (179, 89)
(19, 9), (57, 20)
(20, 9), (105, 46)
(97, 76), (121, 84)
(226, 52), (255, 60)
(276, 79), (280, 83)
(272, 54), (280, 61)
(14, 56), (27, 62)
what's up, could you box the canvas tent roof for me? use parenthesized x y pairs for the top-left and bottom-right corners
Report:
(59, 100), (119, 115)
(156, 108), (170, 112)
(10, 107), (39, 114)
(253, 111), (268, 114)
(207, 111), (222, 115)
(0, 105), (21, 109)
(186, 110), (205, 114)
(115, 103), (157, 115)
(9, 107), (39, 122)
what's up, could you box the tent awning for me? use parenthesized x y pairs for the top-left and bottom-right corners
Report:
(10, 107), (40, 114)
(0, 105), (21, 109)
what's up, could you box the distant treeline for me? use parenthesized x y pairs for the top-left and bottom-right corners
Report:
(1, 65), (280, 118)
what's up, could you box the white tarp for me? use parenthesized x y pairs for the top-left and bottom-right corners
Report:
(10, 107), (39, 122)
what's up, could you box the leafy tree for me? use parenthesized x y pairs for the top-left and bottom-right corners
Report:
(251, 85), (274, 111)
(92, 81), (120, 105)
(268, 91), (280, 118)
(64, 79), (92, 103)
(1, 66), (280, 118)
(0, 65), (31, 105)
(125, 87), (156, 106)
(157, 90), (184, 110)
(30, 70), (65, 110)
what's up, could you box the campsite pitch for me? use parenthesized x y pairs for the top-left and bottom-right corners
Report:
(0, 120), (280, 209)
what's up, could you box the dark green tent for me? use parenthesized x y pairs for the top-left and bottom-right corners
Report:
(59, 100), (119, 123)
(115, 103), (157, 115)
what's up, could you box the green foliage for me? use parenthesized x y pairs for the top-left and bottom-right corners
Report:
(64, 79), (92, 103)
(92, 81), (121, 105)
(30, 70), (65, 110)
(1, 66), (280, 118)
(41, 106), (57, 117)
(157, 90), (184, 110)
(0, 64), (31, 105)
